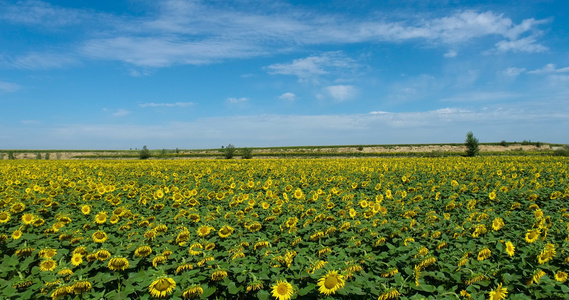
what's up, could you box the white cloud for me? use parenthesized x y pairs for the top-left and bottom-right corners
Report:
(0, 52), (77, 70)
(0, 0), (85, 27)
(492, 35), (548, 54)
(1, 1), (551, 67)
(527, 63), (569, 74)
(0, 80), (21, 93)
(112, 109), (131, 117)
(278, 92), (296, 102)
(502, 67), (526, 77)
(444, 50), (457, 58)
(227, 97), (248, 104)
(140, 102), (195, 108)
(266, 51), (358, 81)
(324, 85), (358, 102)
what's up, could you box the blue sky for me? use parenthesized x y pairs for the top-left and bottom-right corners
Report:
(1, 0), (568, 149)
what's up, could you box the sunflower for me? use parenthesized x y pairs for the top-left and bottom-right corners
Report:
(152, 255), (167, 267)
(377, 288), (401, 300)
(108, 257), (129, 271)
(555, 271), (568, 283)
(488, 191), (497, 200)
(189, 243), (203, 255)
(135, 245), (153, 257)
(38, 248), (57, 259)
(0, 211), (11, 223)
(71, 280), (92, 294)
(492, 218), (504, 231)
(96, 249), (111, 261)
(92, 230), (108, 243)
(197, 225), (213, 237)
(71, 254), (83, 266)
(11, 202), (26, 213)
(271, 280), (293, 300)
(40, 259), (57, 271)
(211, 270), (228, 281)
(182, 285), (203, 299)
(149, 277), (176, 298)
(218, 225), (234, 238)
(21, 213), (35, 225)
(247, 222), (262, 232)
(477, 248), (491, 261)
(488, 283), (507, 300)
(81, 205), (91, 215)
(317, 270), (345, 296)
(94, 212), (107, 224)
(525, 229), (540, 243)
(505, 241), (515, 257)
(12, 228), (22, 240)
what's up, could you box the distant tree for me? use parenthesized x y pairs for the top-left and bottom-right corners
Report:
(224, 144), (236, 159)
(465, 131), (479, 157)
(36, 153), (42, 159)
(241, 147), (253, 159)
(139, 146), (151, 160)
(7, 151), (14, 160)
(45, 153), (50, 160)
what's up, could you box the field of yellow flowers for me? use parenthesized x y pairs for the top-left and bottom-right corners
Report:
(1, 156), (568, 300)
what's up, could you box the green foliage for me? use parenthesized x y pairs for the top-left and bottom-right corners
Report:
(357, 146), (364, 151)
(224, 144), (236, 159)
(7, 151), (14, 160)
(139, 146), (151, 160)
(499, 140), (508, 147)
(241, 148), (253, 159)
(553, 146), (569, 157)
(36, 153), (42, 159)
(45, 153), (50, 160)
(465, 131), (479, 157)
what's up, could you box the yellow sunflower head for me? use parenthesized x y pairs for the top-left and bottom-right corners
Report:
(271, 280), (293, 300)
(317, 270), (345, 296)
(149, 277), (176, 298)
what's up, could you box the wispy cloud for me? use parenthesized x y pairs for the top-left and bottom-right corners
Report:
(227, 97), (248, 104)
(140, 102), (195, 108)
(0, 0), (85, 27)
(444, 50), (457, 58)
(323, 85), (358, 102)
(527, 63), (569, 74)
(502, 67), (526, 77)
(112, 109), (131, 117)
(0, 80), (21, 93)
(266, 51), (359, 82)
(278, 92), (296, 102)
(0, 52), (77, 70)
(2, 1), (550, 69)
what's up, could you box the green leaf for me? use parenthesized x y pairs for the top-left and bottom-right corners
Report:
(298, 283), (315, 296)
(257, 289), (270, 300)
(412, 284), (436, 293)
(200, 285), (216, 299)
(227, 281), (241, 294)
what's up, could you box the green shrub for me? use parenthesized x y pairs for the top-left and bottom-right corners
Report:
(7, 151), (14, 160)
(241, 148), (253, 159)
(224, 144), (236, 159)
(553, 146), (569, 157)
(465, 131), (479, 157)
(499, 140), (508, 147)
(36, 153), (42, 159)
(45, 153), (50, 160)
(139, 146), (151, 160)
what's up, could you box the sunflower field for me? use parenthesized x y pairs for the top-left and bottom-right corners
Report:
(1, 156), (568, 300)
